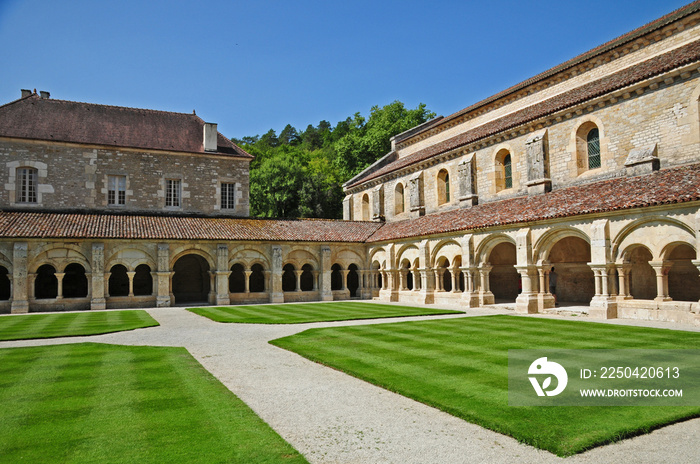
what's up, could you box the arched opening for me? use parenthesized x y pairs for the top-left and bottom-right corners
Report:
(548, 236), (594, 303)
(300, 264), (314, 291)
(372, 261), (382, 289)
(229, 263), (246, 293)
(35, 264), (58, 299)
(282, 264), (296, 292)
(488, 242), (518, 301)
(627, 246), (656, 300)
(250, 263), (265, 292)
(454, 256), (465, 292)
(63, 263), (88, 298)
(348, 264), (359, 297)
(667, 244), (699, 301)
(0, 266), (10, 300)
(437, 169), (450, 205)
(362, 194), (370, 221)
(400, 259), (413, 290)
(172, 254), (210, 304)
(587, 128), (600, 169)
(576, 121), (601, 174)
(331, 263), (343, 291)
(503, 155), (512, 189)
(394, 183), (405, 215)
(495, 149), (513, 192)
(133, 264), (153, 296)
(437, 257), (452, 292)
(109, 264), (129, 296)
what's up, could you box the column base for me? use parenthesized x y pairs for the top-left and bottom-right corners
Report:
(216, 296), (231, 306)
(90, 298), (106, 311)
(515, 293), (539, 314)
(419, 291), (434, 305)
(479, 291), (494, 306)
(589, 296), (618, 319)
(460, 292), (480, 308)
(538, 293), (555, 312)
(321, 291), (333, 301)
(270, 292), (284, 303)
(156, 296), (171, 308)
(11, 300), (28, 314)
(389, 290), (399, 302)
(654, 296), (673, 303)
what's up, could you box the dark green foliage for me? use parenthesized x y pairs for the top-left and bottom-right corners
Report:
(0, 310), (159, 341)
(237, 101), (435, 219)
(0, 343), (307, 463)
(271, 315), (700, 456)
(188, 302), (462, 324)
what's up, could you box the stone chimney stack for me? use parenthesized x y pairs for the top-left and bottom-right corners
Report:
(21, 89), (32, 98)
(203, 122), (218, 152)
(39, 91), (50, 99)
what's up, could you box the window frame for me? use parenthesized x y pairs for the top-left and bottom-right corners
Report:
(16, 167), (38, 204)
(107, 175), (127, 206)
(165, 178), (182, 208)
(221, 182), (237, 210)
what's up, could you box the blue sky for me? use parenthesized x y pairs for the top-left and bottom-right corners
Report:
(0, 0), (692, 140)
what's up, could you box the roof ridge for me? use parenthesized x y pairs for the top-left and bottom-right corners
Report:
(39, 96), (201, 118)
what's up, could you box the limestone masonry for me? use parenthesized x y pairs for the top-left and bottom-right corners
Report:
(1, 1), (700, 324)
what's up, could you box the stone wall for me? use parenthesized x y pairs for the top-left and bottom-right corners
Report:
(0, 139), (250, 216)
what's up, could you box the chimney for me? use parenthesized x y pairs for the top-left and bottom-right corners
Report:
(21, 89), (32, 98)
(203, 122), (218, 152)
(40, 91), (50, 99)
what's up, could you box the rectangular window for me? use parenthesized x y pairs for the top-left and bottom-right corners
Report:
(165, 179), (181, 207)
(221, 182), (237, 210)
(107, 175), (126, 205)
(16, 168), (37, 203)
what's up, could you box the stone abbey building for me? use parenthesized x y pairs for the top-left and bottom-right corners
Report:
(1, 2), (700, 325)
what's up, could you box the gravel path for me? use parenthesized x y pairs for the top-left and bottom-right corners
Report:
(1, 306), (698, 464)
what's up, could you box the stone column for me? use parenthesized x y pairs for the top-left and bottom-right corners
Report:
(244, 270), (252, 294)
(451, 267), (460, 293)
(270, 245), (284, 303)
(312, 271), (320, 291)
(294, 270), (303, 292)
(516, 265), (541, 314)
(104, 273), (111, 298)
(478, 264), (494, 305)
(412, 268), (421, 291)
(399, 269), (407, 291)
(155, 243), (172, 307)
(90, 243), (106, 310)
(54, 272), (65, 300)
(650, 262), (672, 302)
(263, 271), (272, 299)
(11, 243), (28, 313)
(419, 268), (435, 304)
(126, 271), (136, 297)
(434, 269), (443, 291)
(320, 246), (333, 301)
(589, 263), (618, 319)
(340, 270), (349, 291)
(215, 244), (231, 305)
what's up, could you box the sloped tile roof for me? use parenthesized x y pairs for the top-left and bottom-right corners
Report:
(366, 163), (700, 242)
(348, 39), (700, 189)
(0, 93), (252, 159)
(394, 1), (700, 144)
(0, 213), (382, 242)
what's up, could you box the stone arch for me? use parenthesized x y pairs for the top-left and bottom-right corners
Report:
(285, 249), (318, 271)
(662, 242), (699, 302)
(436, 256), (452, 292)
(332, 248), (364, 270)
(431, 239), (461, 268)
(170, 247), (215, 272)
(109, 264), (129, 296)
(229, 247), (270, 270)
(534, 227), (591, 264)
(612, 217), (695, 262)
(474, 234), (516, 266)
(396, 244), (419, 270)
(172, 254), (211, 304)
(62, 263), (88, 299)
(487, 242), (518, 301)
(547, 236), (594, 304)
(621, 244), (656, 300)
(30, 244), (90, 274)
(105, 244), (156, 272)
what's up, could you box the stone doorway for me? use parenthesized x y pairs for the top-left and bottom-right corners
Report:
(173, 254), (211, 304)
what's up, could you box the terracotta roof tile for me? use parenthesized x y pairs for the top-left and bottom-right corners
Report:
(0, 213), (382, 242)
(348, 40), (700, 188)
(366, 163), (700, 242)
(0, 94), (252, 159)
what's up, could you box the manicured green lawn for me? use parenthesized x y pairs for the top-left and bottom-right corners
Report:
(270, 315), (700, 456)
(0, 343), (307, 464)
(0, 310), (159, 341)
(188, 302), (463, 324)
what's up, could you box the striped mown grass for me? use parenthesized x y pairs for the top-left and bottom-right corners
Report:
(188, 302), (462, 324)
(0, 310), (159, 341)
(0, 343), (307, 464)
(270, 315), (700, 456)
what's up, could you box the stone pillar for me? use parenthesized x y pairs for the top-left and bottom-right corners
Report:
(55, 273), (65, 300)
(244, 270), (252, 294)
(412, 268), (421, 291)
(340, 270), (349, 291)
(460, 267), (479, 307)
(650, 262), (672, 302)
(312, 271), (320, 291)
(11, 242), (28, 313)
(155, 243), (171, 307)
(616, 264), (632, 299)
(589, 263), (618, 319)
(214, 244), (231, 305)
(419, 268), (435, 304)
(478, 264), (494, 305)
(451, 267), (460, 293)
(104, 272), (111, 298)
(264, 271), (272, 300)
(294, 270), (303, 292)
(434, 269), (443, 291)
(90, 243), (106, 310)
(516, 265), (541, 314)
(399, 269), (407, 291)
(320, 246), (333, 301)
(126, 271), (136, 297)
(270, 245), (284, 303)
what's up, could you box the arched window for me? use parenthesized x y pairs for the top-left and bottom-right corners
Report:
(300, 264), (314, 291)
(229, 263), (246, 293)
(347, 264), (359, 297)
(16, 167), (38, 203)
(504, 154), (512, 189)
(133, 264), (153, 296)
(35, 264), (58, 299)
(109, 264), (129, 297)
(394, 183), (405, 215)
(282, 264), (296, 292)
(331, 263), (343, 290)
(587, 128), (600, 169)
(63, 263), (88, 298)
(249, 263), (265, 292)
(437, 169), (450, 205)
(362, 194), (370, 221)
